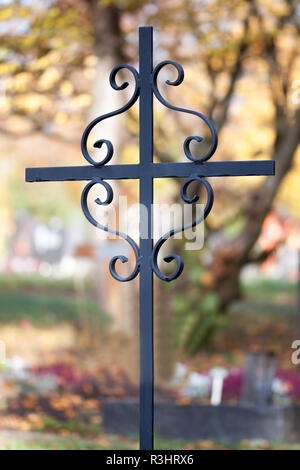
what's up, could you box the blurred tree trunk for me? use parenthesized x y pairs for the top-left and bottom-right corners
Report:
(85, 2), (135, 331)
(204, 2), (300, 314)
(211, 107), (300, 310)
(87, 1), (125, 122)
(160, 2), (300, 350)
(85, 4), (176, 383)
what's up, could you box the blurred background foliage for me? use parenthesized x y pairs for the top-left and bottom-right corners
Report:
(0, 0), (299, 362)
(0, 0), (299, 450)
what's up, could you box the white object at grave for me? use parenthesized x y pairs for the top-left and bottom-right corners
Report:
(271, 378), (291, 406)
(272, 377), (290, 398)
(5, 356), (28, 380)
(0, 340), (5, 365)
(181, 372), (210, 398)
(272, 378), (287, 395)
(170, 362), (187, 386)
(34, 224), (62, 254)
(209, 367), (228, 406)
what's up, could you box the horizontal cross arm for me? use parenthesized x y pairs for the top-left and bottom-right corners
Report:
(25, 160), (274, 183)
(153, 160), (275, 178)
(25, 164), (141, 182)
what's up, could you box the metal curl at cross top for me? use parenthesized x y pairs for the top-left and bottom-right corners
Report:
(80, 61), (216, 282)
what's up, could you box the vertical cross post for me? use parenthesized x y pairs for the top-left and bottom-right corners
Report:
(139, 26), (154, 450)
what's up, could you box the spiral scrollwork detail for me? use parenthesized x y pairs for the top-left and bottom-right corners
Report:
(151, 176), (214, 282)
(81, 64), (140, 166)
(151, 60), (218, 163)
(79, 58), (217, 283)
(81, 178), (140, 282)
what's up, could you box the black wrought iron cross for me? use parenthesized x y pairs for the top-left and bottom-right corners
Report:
(26, 26), (275, 450)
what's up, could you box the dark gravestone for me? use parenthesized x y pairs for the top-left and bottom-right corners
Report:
(241, 351), (277, 407)
(101, 399), (294, 443)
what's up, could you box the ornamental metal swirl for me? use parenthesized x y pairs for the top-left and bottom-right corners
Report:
(81, 178), (141, 282)
(80, 65), (141, 282)
(80, 60), (217, 282)
(151, 175), (214, 281)
(151, 61), (218, 163)
(81, 65), (140, 166)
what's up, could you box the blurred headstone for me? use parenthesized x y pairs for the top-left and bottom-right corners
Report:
(241, 351), (277, 407)
(33, 217), (65, 264)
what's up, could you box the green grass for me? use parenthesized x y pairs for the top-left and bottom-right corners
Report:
(0, 274), (93, 294)
(40, 416), (101, 438)
(4, 436), (300, 450)
(3, 439), (102, 450)
(2, 434), (190, 450)
(0, 274), (110, 326)
(242, 278), (296, 308)
(31, 416), (199, 449)
(243, 278), (296, 295)
(2, 437), (193, 450)
(232, 278), (297, 318)
(0, 274), (295, 326)
(0, 290), (110, 326)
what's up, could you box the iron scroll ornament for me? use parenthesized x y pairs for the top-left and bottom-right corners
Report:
(81, 64), (140, 167)
(80, 60), (217, 282)
(151, 60), (218, 163)
(81, 178), (141, 282)
(151, 176), (214, 282)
